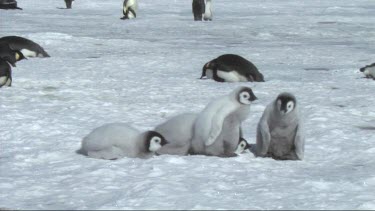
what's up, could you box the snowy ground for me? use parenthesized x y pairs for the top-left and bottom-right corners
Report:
(1, 0), (375, 209)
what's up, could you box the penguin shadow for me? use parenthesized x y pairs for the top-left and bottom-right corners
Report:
(303, 67), (330, 71)
(56, 7), (71, 9)
(356, 126), (375, 131)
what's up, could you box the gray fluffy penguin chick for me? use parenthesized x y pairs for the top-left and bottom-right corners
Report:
(190, 86), (257, 157)
(79, 123), (168, 160)
(154, 113), (198, 156)
(256, 92), (305, 160)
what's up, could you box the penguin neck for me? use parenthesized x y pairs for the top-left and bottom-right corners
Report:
(138, 132), (151, 153)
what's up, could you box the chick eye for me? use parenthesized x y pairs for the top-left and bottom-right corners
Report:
(241, 144), (245, 147)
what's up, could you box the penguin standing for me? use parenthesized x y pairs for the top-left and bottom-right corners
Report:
(200, 54), (265, 82)
(192, 0), (205, 21)
(0, 0), (22, 10)
(0, 36), (50, 58)
(256, 92), (305, 160)
(154, 113), (198, 156)
(360, 63), (375, 80)
(203, 0), (212, 21)
(0, 58), (12, 88)
(64, 0), (74, 9)
(190, 86), (257, 157)
(121, 0), (138, 20)
(0, 43), (26, 88)
(78, 123), (168, 160)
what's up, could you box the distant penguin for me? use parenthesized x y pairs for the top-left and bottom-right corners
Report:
(360, 63), (375, 80)
(0, 0), (22, 10)
(256, 92), (305, 160)
(0, 36), (50, 58)
(0, 58), (12, 88)
(64, 0), (74, 9)
(200, 54), (265, 82)
(203, 0), (212, 21)
(234, 138), (251, 154)
(121, 0), (138, 20)
(78, 123), (168, 160)
(0, 43), (26, 67)
(190, 86), (257, 157)
(192, 0), (205, 21)
(154, 113), (198, 156)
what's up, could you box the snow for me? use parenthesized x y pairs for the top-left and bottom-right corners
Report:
(1, 0), (375, 209)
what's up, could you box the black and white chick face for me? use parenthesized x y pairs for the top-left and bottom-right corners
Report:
(276, 94), (296, 115)
(238, 87), (257, 105)
(235, 138), (251, 154)
(146, 131), (168, 152)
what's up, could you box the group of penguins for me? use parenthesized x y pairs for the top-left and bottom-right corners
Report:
(78, 87), (304, 161)
(1, 1), (374, 162)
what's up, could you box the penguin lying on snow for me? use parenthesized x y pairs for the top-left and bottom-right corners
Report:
(200, 54), (265, 82)
(190, 86), (257, 157)
(0, 0), (22, 10)
(78, 123), (168, 160)
(121, 0), (138, 20)
(360, 63), (375, 80)
(256, 92), (305, 160)
(154, 113), (198, 156)
(0, 36), (50, 58)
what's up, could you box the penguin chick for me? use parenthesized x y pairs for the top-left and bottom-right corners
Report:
(190, 86), (257, 157)
(256, 92), (305, 160)
(234, 138), (251, 154)
(200, 54), (264, 82)
(79, 123), (168, 160)
(154, 113), (198, 156)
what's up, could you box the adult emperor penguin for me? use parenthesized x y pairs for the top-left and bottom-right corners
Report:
(200, 54), (265, 82)
(0, 0), (22, 10)
(192, 0), (205, 21)
(0, 58), (12, 88)
(190, 86), (257, 157)
(154, 113), (198, 156)
(360, 63), (375, 80)
(256, 92), (305, 160)
(64, 0), (74, 9)
(121, 0), (138, 20)
(0, 36), (50, 58)
(78, 123), (168, 160)
(203, 0), (212, 21)
(0, 43), (26, 67)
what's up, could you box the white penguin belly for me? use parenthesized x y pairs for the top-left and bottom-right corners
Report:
(364, 66), (375, 78)
(20, 49), (37, 57)
(217, 70), (248, 82)
(0, 76), (7, 86)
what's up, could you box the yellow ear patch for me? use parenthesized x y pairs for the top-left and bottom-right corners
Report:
(15, 52), (20, 61)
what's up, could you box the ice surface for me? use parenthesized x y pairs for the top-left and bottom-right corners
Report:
(0, 0), (374, 209)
